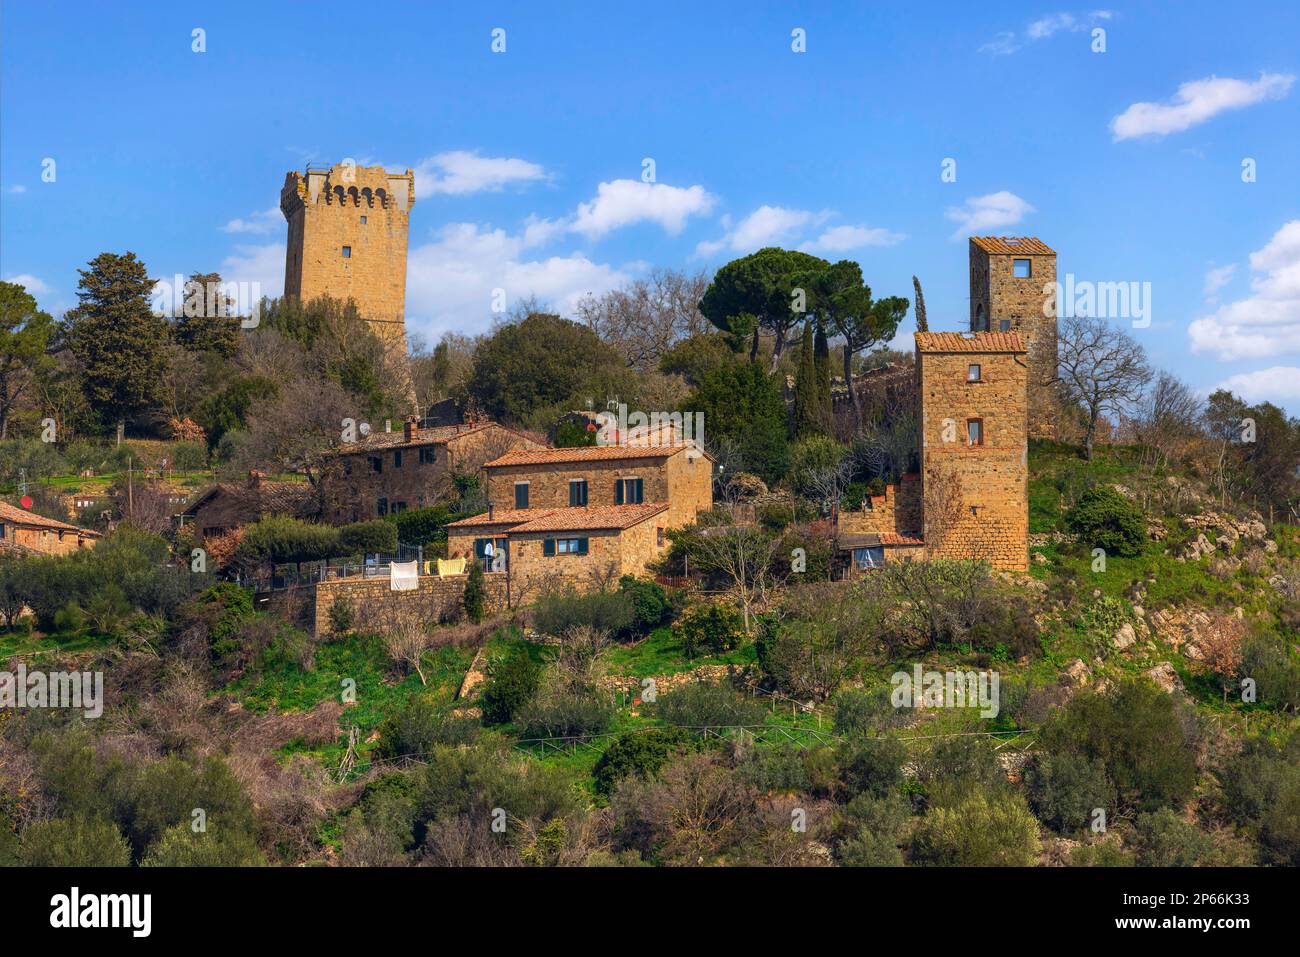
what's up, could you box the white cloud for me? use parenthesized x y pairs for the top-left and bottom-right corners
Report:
(1215, 366), (1300, 404)
(982, 10), (1110, 55)
(800, 224), (906, 253)
(412, 151), (547, 198)
(696, 205), (831, 256)
(944, 191), (1034, 239)
(570, 179), (715, 239)
(1110, 72), (1295, 141)
(221, 206), (281, 234)
(220, 243), (285, 298)
(6, 185), (26, 194)
(1203, 263), (1236, 301)
(406, 223), (633, 339)
(3, 273), (50, 294)
(1189, 220), (1300, 360)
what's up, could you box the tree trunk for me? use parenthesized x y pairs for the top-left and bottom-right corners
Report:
(116, 418), (125, 446)
(844, 347), (862, 432)
(1084, 408), (1098, 461)
(769, 326), (787, 373)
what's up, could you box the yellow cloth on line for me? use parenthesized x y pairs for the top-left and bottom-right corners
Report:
(437, 558), (467, 577)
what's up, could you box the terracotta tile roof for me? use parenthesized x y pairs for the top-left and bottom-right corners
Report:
(444, 507), (550, 529)
(969, 236), (1054, 256)
(335, 422), (497, 455)
(0, 500), (99, 536)
(179, 481), (318, 518)
(511, 503), (668, 532)
(880, 533), (924, 546)
(915, 332), (1027, 353)
(485, 443), (704, 468)
(447, 503), (668, 533)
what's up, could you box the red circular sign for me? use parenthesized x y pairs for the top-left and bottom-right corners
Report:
(19, 495), (33, 509)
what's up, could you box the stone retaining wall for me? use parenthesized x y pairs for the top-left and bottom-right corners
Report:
(311, 573), (508, 637)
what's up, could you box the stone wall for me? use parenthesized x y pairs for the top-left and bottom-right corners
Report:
(485, 450), (711, 529)
(311, 572), (508, 637)
(281, 163), (415, 347)
(839, 473), (923, 538)
(969, 241), (1057, 439)
(918, 342), (1028, 571)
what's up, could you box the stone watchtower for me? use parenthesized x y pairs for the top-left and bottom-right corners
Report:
(280, 163), (416, 349)
(915, 331), (1029, 571)
(968, 236), (1056, 439)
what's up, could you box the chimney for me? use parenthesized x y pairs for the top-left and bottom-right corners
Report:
(247, 469), (263, 488)
(404, 415), (419, 443)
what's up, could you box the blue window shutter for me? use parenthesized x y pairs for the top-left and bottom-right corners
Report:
(543, 538), (555, 557)
(577, 538), (589, 555)
(634, 479), (643, 503)
(615, 480), (624, 505)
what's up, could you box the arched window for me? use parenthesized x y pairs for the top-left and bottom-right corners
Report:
(975, 303), (988, 332)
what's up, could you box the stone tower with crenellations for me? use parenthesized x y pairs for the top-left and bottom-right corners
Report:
(968, 236), (1057, 439)
(280, 162), (416, 351)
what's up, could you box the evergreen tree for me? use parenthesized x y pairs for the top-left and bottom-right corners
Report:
(463, 558), (487, 623)
(793, 319), (821, 438)
(64, 252), (167, 444)
(686, 359), (789, 483)
(0, 280), (54, 439)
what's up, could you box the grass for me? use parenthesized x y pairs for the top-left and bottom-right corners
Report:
(600, 626), (757, 678)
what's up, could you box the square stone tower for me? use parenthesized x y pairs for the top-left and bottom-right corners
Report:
(969, 236), (1056, 439)
(915, 331), (1028, 571)
(280, 163), (416, 349)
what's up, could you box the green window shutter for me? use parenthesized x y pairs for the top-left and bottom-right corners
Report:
(577, 538), (589, 556)
(543, 538), (556, 557)
(633, 479), (643, 503)
(515, 484), (529, 508)
(615, 480), (624, 505)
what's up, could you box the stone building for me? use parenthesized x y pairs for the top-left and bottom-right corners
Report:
(317, 418), (543, 523)
(836, 331), (1029, 572)
(968, 236), (1057, 439)
(444, 443), (714, 590)
(176, 472), (319, 542)
(0, 501), (99, 556)
(280, 162), (415, 350)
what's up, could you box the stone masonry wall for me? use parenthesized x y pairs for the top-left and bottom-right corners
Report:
(970, 243), (1057, 439)
(919, 346), (1028, 571)
(311, 573), (508, 638)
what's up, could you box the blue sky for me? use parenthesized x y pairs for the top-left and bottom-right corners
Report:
(2, 1), (1298, 410)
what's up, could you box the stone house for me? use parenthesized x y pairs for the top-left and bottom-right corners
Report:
(176, 471), (319, 542)
(0, 501), (100, 556)
(317, 418), (542, 523)
(444, 443), (713, 590)
(835, 330), (1029, 572)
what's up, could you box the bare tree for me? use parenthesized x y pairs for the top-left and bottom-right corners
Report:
(688, 505), (781, 633)
(374, 601), (440, 685)
(577, 269), (712, 372)
(1057, 314), (1154, 460)
(1135, 371), (1204, 470)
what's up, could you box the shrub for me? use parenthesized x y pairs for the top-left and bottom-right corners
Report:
(672, 603), (745, 658)
(967, 599), (1041, 660)
(516, 690), (613, 739)
(833, 687), (910, 736)
(375, 695), (480, 759)
(337, 519), (397, 556)
(654, 680), (765, 730)
(1134, 808), (1213, 866)
(1024, 752), (1116, 833)
(480, 650), (543, 725)
(141, 823), (265, 866)
(1036, 679), (1199, 814)
(327, 594), (355, 635)
(1240, 633), (1300, 712)
(462, 559), (487, 624)
(836, 738), (907, 801)
(19, 815), (131, 867)
(911, 790), (1041, 866)
(787, 436), (850, 500)
(1065, 485), (1147, 557)
(533, 589), (635, 639)
(168, 441), (209, 471)
(386, 504), (454, 547)
(237, 515), (339, 566)
(593, 728), (695, 795)
(618, 575), (669, 634)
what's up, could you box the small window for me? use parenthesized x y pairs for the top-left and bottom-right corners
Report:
(998, 319), (1012, 332)
(377, 497), (388, 517)
(514, 483), (530, 509)
(974, 303), (988, 332)
(418, 447), (436, 465)
(1012, 258), (1031, 278)
(616, 477), (644, 505)
(967, 364), (981, 382)
(393, 449), (403, 469)
(656, 527), (665, 547)
(359, 215), (367, 225)
(342, 246), (352, 259)
(569, 479), (588, 507)
(369, 456), (382, 474)
(555, 537), (589, 555)
(391, 501), (407, 514)
(967, 419), (984, 447)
